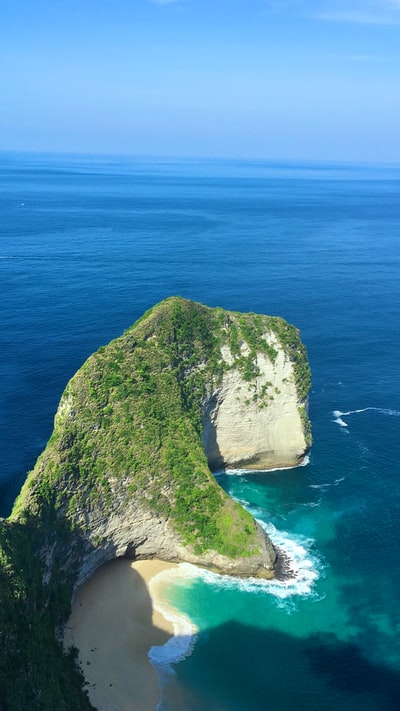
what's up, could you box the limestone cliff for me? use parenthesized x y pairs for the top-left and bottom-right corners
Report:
(12, 297), (310, 593)
(1, 297), (311, 710)
(203, 338), (309, 470)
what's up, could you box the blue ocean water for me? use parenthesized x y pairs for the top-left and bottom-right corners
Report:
(1, 153), (400, 709)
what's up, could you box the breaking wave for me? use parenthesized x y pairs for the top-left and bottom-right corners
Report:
(148, 569), (198, 676)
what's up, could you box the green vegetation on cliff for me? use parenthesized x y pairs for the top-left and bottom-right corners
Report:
(0, 519), (92, 711)
(0, 297), (311, 710)
(13, 297), (310, 557)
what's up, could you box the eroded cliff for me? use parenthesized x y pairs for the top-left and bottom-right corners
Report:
(203, 338), (309, 470)
(12, 297), (310, 590)
(0, 297), (311, 710)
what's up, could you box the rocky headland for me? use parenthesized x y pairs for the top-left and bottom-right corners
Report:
(0, 297), (311, 710)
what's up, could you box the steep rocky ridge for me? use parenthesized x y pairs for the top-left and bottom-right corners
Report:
(12, 297), (310, 587)
(0, 297), (311, 709)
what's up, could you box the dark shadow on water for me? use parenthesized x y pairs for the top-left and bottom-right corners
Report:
(306, 633), (400, 706)
(160, 622), (400, 711)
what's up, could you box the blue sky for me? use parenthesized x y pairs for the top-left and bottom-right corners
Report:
(1, 0), (399, 161)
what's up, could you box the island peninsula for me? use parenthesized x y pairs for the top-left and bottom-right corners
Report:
(0, 297), (311, 709)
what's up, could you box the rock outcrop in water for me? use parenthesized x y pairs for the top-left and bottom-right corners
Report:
(0, 297), (311, 710)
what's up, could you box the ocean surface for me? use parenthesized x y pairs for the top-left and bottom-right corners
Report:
(1, 152), (400, 710)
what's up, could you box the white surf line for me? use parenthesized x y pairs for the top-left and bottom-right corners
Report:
(156, 535), (322, 603)
(148, 567), (199, 677)
(218, 454), (311, 477)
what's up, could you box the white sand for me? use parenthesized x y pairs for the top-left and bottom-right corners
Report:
(63, 559), (179, 711)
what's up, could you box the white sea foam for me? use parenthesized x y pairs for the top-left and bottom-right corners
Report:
(335, 417), (348, 427)
(150, 526), (322, 610)
(309, 476), (345, 491)
(148, 569), (198, 677)
(258, 521), (323, 600)
(299, 453), (311, 467)
(220, 455), (310, 477)
(233, 496), (255, 508)
(333, 406), (400, 427)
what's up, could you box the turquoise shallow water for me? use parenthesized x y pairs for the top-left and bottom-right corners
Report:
(1, 153), (400, 709)
(158, 407), (400, 710)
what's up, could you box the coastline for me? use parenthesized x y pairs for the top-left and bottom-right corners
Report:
(63, 558), (180, 711)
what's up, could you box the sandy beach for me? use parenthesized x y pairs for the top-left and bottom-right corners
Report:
(63, 558), (179, 711)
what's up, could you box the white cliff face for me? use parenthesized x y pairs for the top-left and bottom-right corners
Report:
(202, 336), (307, 470)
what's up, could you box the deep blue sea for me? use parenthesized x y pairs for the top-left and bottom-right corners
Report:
(1, 153), (400, 710)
